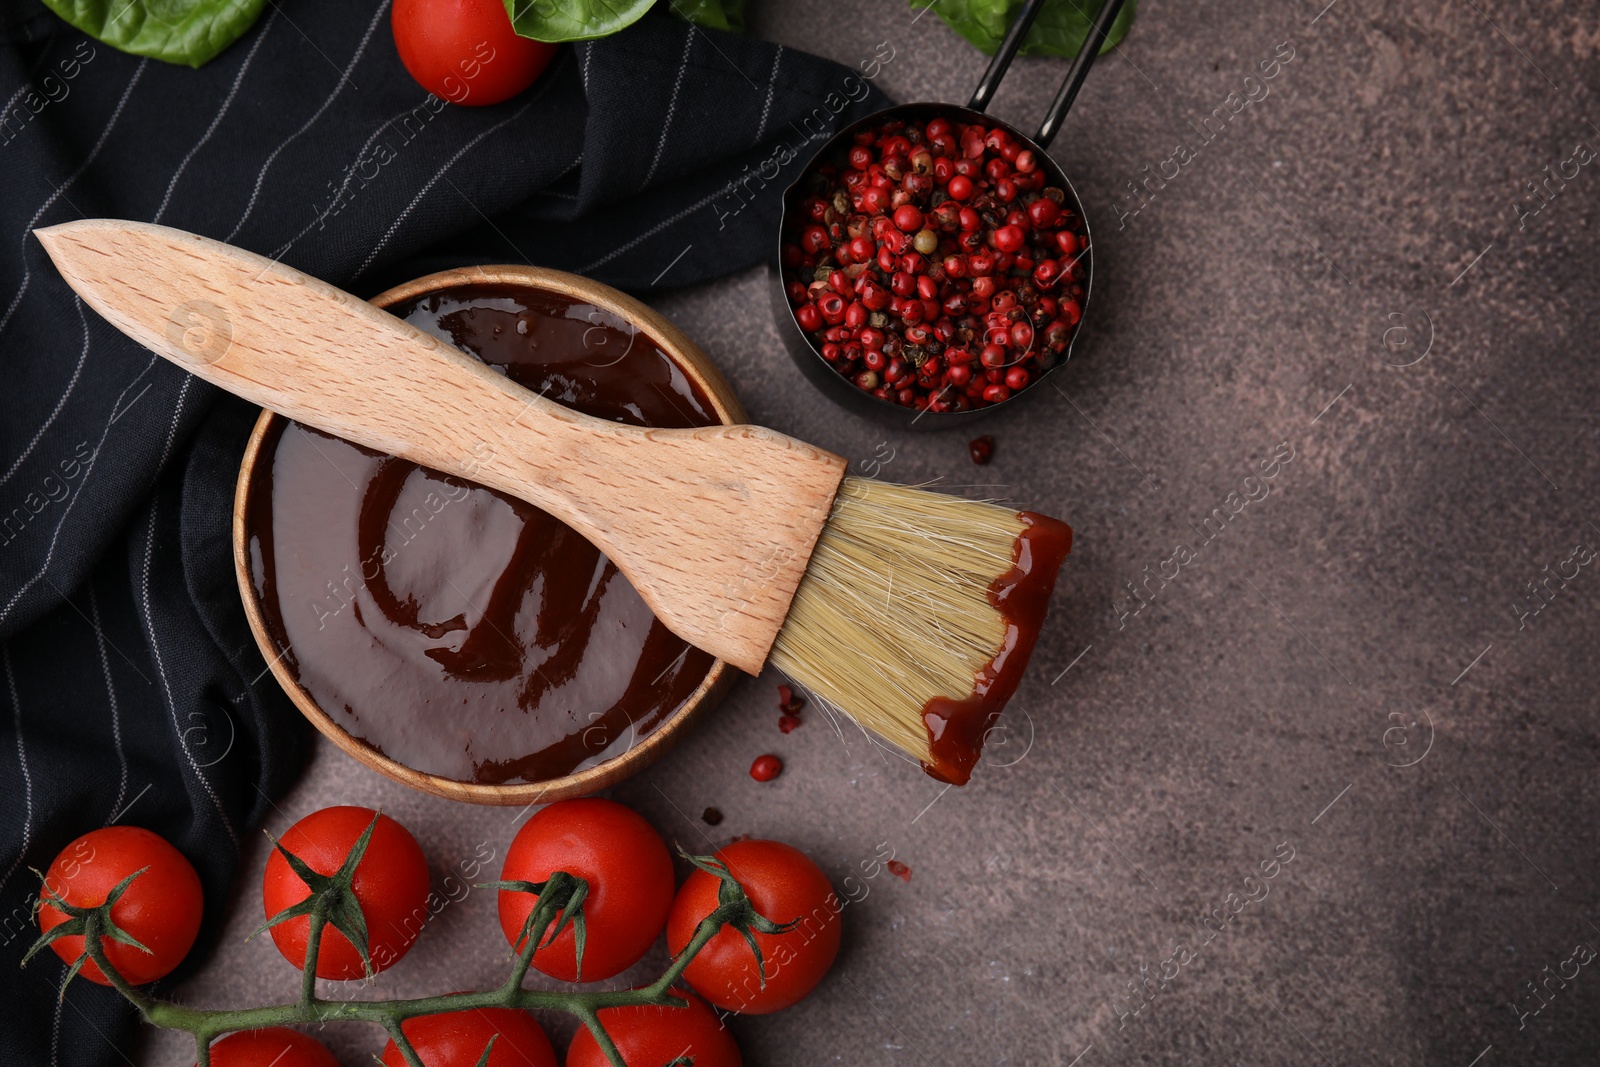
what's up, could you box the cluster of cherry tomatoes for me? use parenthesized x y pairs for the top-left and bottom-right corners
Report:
(35, 799), (842, 1066)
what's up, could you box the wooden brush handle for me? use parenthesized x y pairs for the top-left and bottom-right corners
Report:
(37, 220), (848, 673)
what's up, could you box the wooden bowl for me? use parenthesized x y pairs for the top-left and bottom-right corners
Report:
(232, 265), (742, 806)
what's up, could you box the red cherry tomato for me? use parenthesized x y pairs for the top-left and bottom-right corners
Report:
(496, 798), (673, 982)
(37, 826), (202, 987)
(666, 839), (841, 1014)
(566, 988), (741, 1067)
(392, 0), (557, 107)
(261, 806), (430, 980)
(200, 1028), (339, 1067)
(380, 1006), (557, 1067)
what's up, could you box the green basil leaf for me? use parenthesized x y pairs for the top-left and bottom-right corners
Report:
(910, 0), (1136, 58)
(503, 0), (659, 43)
(40, 0), (266, 68)
(1021, 0), (1137, 57)
(667, 0), (745, 33)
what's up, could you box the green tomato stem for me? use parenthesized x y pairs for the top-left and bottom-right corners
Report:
(648, 900), (739, 998)
(299, 901), (326, 1009)
(575, 1004), (627, 1067)
(502, 894), (546, 995)
(384, 1018), (427, 1067)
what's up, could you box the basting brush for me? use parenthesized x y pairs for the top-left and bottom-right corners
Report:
(36, 220), (1072, 784)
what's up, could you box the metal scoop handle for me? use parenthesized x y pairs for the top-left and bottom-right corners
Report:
(966, 0), (1127, 149)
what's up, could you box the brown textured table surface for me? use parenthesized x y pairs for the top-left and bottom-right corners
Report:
(141, 1), (1600, 1063)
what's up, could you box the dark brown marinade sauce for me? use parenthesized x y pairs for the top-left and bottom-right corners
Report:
(921, 512), (1073, 785)
(244, 284), (717, 785)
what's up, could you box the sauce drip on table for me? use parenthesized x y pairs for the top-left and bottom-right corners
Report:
(921, 512), (1073, 785)
(244, 284), (717, 785)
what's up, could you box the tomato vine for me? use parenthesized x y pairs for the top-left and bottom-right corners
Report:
(23, 813), (780, 1067)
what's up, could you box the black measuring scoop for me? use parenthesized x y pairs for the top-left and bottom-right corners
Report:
(772, 0), (1126, 428)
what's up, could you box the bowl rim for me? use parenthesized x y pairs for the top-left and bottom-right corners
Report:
(232, 264), (742, 806)
(773, 100), (1096, 426)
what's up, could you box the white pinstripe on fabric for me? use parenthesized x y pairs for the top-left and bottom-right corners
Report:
(354, 96), (540, 279)
(51, 981), (139, 1067)
(642, 24), (695, 190)
(532, 151), (584, 205)
(0, 58), (148, 344)
(580, 178), (730, 272)
(274, 93), (435, 259)
(0, 645), (33, 900)
(133, 377), (238, 846)
(754, 45), (782, 142)
(0, 295), (88, 488)
(152, 7), (282, 225)
(48, 981), (62, 1067)
(0, 354), (157, 628)
(225, 0), (391, 242)
(89, 582), (128, 824)
(0, 77), (32, 123)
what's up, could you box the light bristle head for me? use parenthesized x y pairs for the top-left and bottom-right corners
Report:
(768, 476), (1026, 765)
